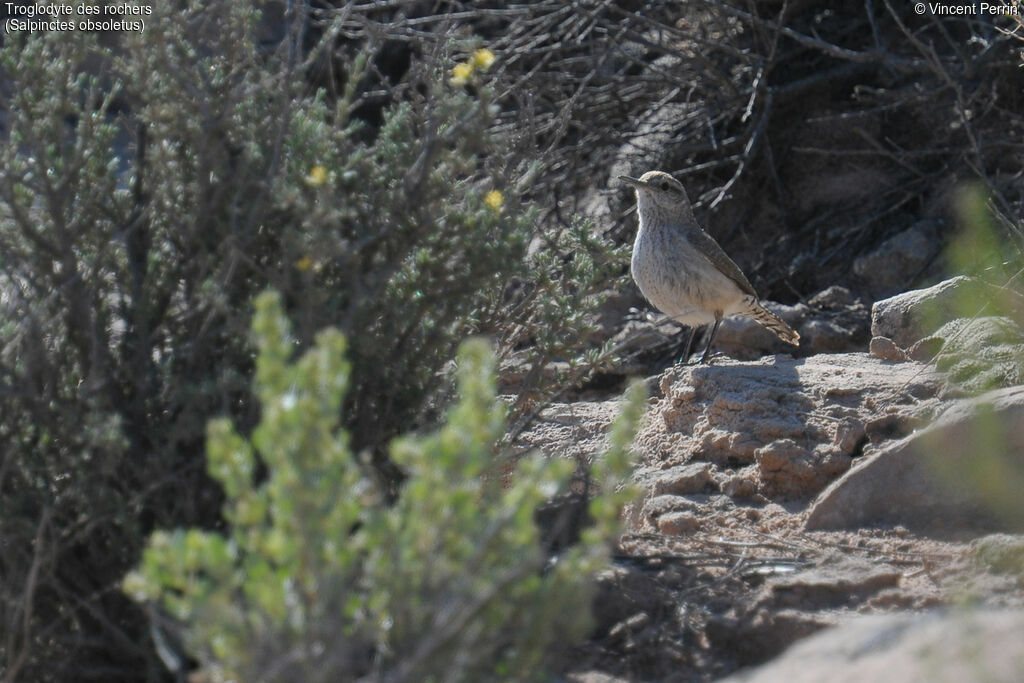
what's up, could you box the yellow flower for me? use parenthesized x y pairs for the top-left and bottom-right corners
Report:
(296, 255), (313, 272)
(484, 190), (504, 211)
(451, 61), (473, 85)
(472, 48), (495, 71)
(305, 165), (328, 187)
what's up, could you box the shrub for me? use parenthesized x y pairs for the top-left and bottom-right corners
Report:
(0, 3), (621, 678)
(124, 292), (641, 682)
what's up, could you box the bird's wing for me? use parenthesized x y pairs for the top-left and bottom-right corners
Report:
(686, 227), (759, 298)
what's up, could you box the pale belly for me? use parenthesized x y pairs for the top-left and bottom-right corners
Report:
(631, 227), (746, 326)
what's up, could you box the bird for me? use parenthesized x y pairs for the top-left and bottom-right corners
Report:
(619, 170), (799, 363)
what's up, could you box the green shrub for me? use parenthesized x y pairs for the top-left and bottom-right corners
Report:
(124, 292), (641, 682)
(0, 3), (621, 678)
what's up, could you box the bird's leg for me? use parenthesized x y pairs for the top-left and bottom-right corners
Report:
(676, 326), (698, 364)
(699, 313), (723, 364)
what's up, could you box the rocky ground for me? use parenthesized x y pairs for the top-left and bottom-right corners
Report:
(510, 275), (1024, 681)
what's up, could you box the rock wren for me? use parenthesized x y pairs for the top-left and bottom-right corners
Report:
(620, 170), (799, 363)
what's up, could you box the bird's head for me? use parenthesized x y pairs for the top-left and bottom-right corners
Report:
(619, 171), (692, 214)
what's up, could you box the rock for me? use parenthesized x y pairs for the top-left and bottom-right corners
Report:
(930, 316), (1024, 394)
(711, 301), (810, 361)
(722, 472), (761, 500)
(755, 438), (820, 499)
(871, 276), (972, 347)
(497, 356), (579, 394)
(567, 673), (630, 683)
(906, 335), (944, 361)
(808, 286), (859, 310)
(868, 275), (1024, 348)
(612, 296), (835, 369)
(635, 353), (942, 501)
(509, 399), (619, 463)
(868, 336), (908, 361)
(863, 412), (924, 443)
(806, 385), (1024, 531)
(656, 510), (700, 535)
(706, 609), (832, 668)
(649, 462), (717, 496)
(853, 225), (937, 299)
(796, 318), (863, 355)
(833, 417), (867, 454)
(706, 557), (900, 668)
(513, 343), (1024, 682)
(768, 301), (811, 329)
(719, 609), (1024, 683)
(641, 494), (700, 524)
(765, 560), (902, 609)
(970, 534), (1024, 575)
(795, 287), (871, 355)
(701, 288), (871, 360)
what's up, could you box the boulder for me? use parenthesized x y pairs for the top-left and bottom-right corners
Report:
(635, 353), (943, 502)
(871, 276), (973, 348)
(872, 276), (1024, 349)
(719, 609), (1024, 683)
(806, 385), (1024, 531)
(930, 316), (1024, 394)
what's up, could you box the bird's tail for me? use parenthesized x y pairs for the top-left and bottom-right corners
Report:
(743, 300), (800, 345)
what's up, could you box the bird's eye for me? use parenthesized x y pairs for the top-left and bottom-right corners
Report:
(660, 181), (671, 191)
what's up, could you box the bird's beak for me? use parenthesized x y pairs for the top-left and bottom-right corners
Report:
(618, 175), (645, 188)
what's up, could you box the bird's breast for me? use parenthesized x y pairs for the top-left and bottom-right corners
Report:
(631, 223), (745, 324)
